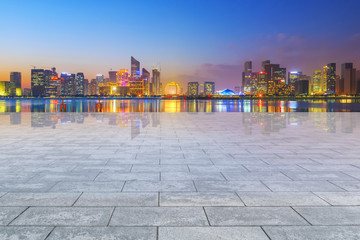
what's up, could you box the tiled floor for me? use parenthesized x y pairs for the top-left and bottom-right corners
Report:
(0, 112), (360, 239)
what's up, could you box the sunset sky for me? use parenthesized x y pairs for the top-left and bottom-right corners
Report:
(0, 0), (359, 90)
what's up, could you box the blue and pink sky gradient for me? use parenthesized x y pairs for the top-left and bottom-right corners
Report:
(1, 0), (359, 90)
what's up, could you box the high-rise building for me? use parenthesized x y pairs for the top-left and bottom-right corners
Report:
(117, 69), (130, 86)
(60, 73), (76, 96)
(326, 63), (336, 94)
(188, 82), (199, 96)
(295, 78), (309, 95)
(48, 76), (61, 96)
(75, 73), (85, 95)
(338, 63), (357, 95)
(288, 72), (302, 95)
(31, 69), (46, 97)
(0, 81), (10, 96)
(109, 71), (117, 83)
(83, 79), (89, 96)
(263, 62), (286, 95)
(10, 72), (21, 96)
(204, 82), (215, 95)
(44, 68), (58, 96)
(152, 68), (161, 96)
(131, 56), (140, 79)
(141, 68), (150, 96)
(96, 74), (104, 85)
(242, 61), (252, 93)
(262, 60), (270, 71)
(90, 79), (98, 95)
(312, 70), (322, 93)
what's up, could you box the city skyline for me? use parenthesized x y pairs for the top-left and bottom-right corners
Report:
(1, 0), (360, 90)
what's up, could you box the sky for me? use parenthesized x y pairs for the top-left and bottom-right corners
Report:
(0, 0), (360, 90)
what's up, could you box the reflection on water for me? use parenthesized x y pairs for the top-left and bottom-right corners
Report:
(1, 112), (359, 139)
(2, 99), (360, 112)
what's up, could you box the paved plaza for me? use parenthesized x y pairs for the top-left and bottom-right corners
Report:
(0, 112), (360, 239)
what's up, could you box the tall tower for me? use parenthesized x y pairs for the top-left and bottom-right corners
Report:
(131, 56), (140, 79)
(326, 63), (336, 94)
(152, 68), (161, 96)
(341, 63), (356, 95)
(312, 70), (322, 93)
(242, 61), (252, 93)
(75, 73), (85, 95)
(10, 72), (21, 96)
(31, 69), (46, 97)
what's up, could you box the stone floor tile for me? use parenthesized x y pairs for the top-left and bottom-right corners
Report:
(314, 192), (360, 205)
(50, 181), (125, 192)
(110, 207), (208, 226)
(0, 193), (81, 206)
(283, 171), (357, 181)
(223, 172), (291, 181)
(0, 226), (53, 240)
(161, 172), (226, 181)
(205, 207), (308, 226)
(160, 192), (244, 206)
(0, 207), (27, 225)
(159, 227), (269, 240)
(11, 207), (113, 226)
(294, 206), (360, 225)
(75, 192), (158, 206)
(195, 181), (270, 192)
(95, 173), (160, 181)
(131, 164), (189, 172)
(123, 181), (196, 192)
(331, 181), (360, 191)
(263, 226), (360, 240)
(239, 192), (329, 206)
(47, 227), (157, 240)
(263, 181), (345, 192)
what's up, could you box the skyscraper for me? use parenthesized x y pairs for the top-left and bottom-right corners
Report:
(188, 82), (199, 96)
(131, 56), (140, 79)
(340, 63), (357, 95)
(312, 70), (322, 93)
(83, 79), (89, 96)
(288, 72), (302, 95)
(31, 69), (46, 97)
(152, 68), (161, 96)
(141, 68), (150, 96)
(75, 73), (85, 95)
(263, 62), (286, 95)
(109, 71), (117, 83)
(326, 63), (336, 94)
(117, 69), (130, 86)
(204, 82), (215, 95)
(60, 73), (75, 96)
(242, 61), (252, 93)
(10, 72), (21, 96)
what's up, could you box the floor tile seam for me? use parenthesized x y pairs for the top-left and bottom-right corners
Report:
(202, 206), (211, 226)
(7, 206), (30, 226)
(71, 192), (84, 207)
(260, 226), (272, 240)
(106, 207), (116, 226)
(326, 180), (349, 191)
(43, 226), (56, 240)
(7, 224), (360, 227)
(290, 206), (313, 226)
(340, 171), (360, 181)
(310, 192), (334, 206)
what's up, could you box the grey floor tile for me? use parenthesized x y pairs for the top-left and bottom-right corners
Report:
(75, 192), (158, 206)
(110, 207), (208, 226)
(283, 171), (357, 181)
(223, 172), (291, 181)
(50, 181), (125, 192)
(195, 181), (270, 192)
(239, 192), (329, 206)
(160, 192), (244, 206)
(11, 207), (113, 226)
(47, 227), (157, 240)
(263, 181), (344, 192)
(161, 172), (226, 181)
(95, 173), (160, 181)
(299, 164), (360, 172)
(330, 181), (360, 191)
(131, 165), (189, 172)
(294, 206), (360, 225)
(159, 227), (269, 240)
(314, 192), (360, 205)
(263, 226), (360, 240)
(205, 207), (308, 226)
(123, 181), (196, 192)
(0, 192), (80, 206)
(0, 226), (53, 240)
(0, 207), (27, 225)
(0, 182), (57, 192)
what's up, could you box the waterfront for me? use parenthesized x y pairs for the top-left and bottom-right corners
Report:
(0, 112), (360, 239)
(2, 99), (360, 112)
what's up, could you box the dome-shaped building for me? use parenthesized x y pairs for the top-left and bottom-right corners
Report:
(164, 82), (182, 95)
(218, 89), (236, 95)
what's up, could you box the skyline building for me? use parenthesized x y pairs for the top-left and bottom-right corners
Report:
(75, 72), (85, 95)
(204, 82), (215, 95)
(326, 63), (336, 94)
(60, 73), (76, 96)
(117, 69), (130, 86)
(109, 71), (117, 83)
(313, 70), (322, 93)
(141, 68), (150, 96)
(242, 61), (252, 93)
(31, 69), (46, 97)
(152, 68), (161, 96)
(131, 56), (140, 79)
(188, 82), (199, 96)
(338, 63), (357, 95)
(90, 79), (98, 95)
(288, 72), (302, 94)
(10, 72), (21, 96)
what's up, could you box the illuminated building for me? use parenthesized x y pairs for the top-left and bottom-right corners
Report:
(10, 72), (21, 96)
(60, 73), (75, 96)
(242, 61), (252, 93)
(326, 63), (336, 94)
(44, 68), (58, 96)
(83, 79), (89, 96)
(254, 72), (267, 95)
(23, 88), (31, 96)
(234, 86), (241, 94)
(218, 89), (236, 95)
(0, 81), (10, 96)
(117, 69), (130, 86)
(188, 82), (199, 96)
(263, 61), (286, 95)
(90, 79), (98, 95)
(131, 56), (140, 79)
(129, 78), (144, 96)
(164, 82), (182, 95)
(322, 66), (327, 93)
(312, 70), (322, 94)
(275, 82), (292, 96)
(141, 68), (150, 96)
(288, 72), (302, 94)
(204, 82), (215, 95)
(96, 74), (104, 85)
(48, 76), (61, 96)
(109, 71), (117, 83)
(75, 73), (85, 95)
(31, 69), (46, 97)
(357, 70), (360, 93)
(338, 63), (357, 95)
(262, 60), (270, 71)
(152, 68), (161, 96)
